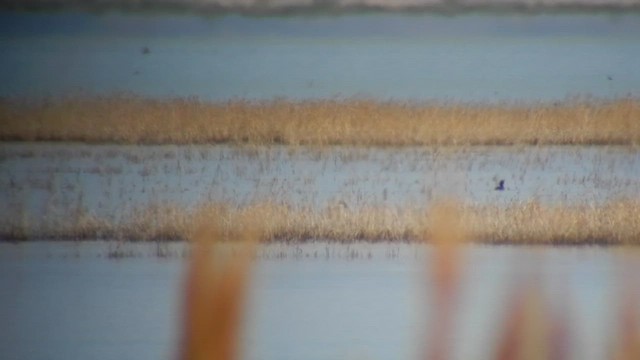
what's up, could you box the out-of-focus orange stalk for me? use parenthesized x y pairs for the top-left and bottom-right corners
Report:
(494, 285), (556, 360)
(180, 217), (258, 360)
(612, 294), (640, 360)
(426, 200), (466, 360)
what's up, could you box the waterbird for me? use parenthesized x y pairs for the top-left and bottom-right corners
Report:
(495, 180), (505, 191)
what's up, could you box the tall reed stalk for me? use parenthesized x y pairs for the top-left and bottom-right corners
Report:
(180, 210), (259, 360)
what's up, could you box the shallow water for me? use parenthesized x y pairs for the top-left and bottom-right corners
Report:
(1, 143), (639, 228)
(0, 242), (637, 360)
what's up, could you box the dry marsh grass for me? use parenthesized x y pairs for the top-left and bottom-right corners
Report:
(2, 200), (640, 245)
(1, 95), (639, 146)
(467, 200), (640, 245)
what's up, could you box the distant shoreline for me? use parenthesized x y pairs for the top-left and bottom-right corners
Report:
(3, 2), (640, 16)
(2, 95), (639, 147)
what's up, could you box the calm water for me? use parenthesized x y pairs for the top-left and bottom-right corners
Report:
(0, 242), (637, 360)
(1, 13), (640, 102)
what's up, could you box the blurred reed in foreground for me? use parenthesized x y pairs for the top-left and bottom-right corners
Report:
(2, 200), (640, 245)
(178, 200), (640, 360)
(180, 209), (258, 360)
(423, 200), (640, 360)
(425, 200), (466, 360)
(1, 95), (639, 146)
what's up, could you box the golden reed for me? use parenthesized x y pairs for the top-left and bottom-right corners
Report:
(177, 200), (640, 360)
(3, 200), (640, 245)
(423, 200), (640, 360)
(1, 95), (639, 146)
(424, 200), (466, 360)
(180, 211), (259, 360)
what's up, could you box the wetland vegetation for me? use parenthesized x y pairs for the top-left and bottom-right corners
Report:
(3, 199), (640, 245)
(2, 95), (639, 146)
(2, 140), (639, 245)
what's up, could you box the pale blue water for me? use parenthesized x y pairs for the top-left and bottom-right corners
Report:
(0, 242), (635, 360)
(1, 13), (639, 102)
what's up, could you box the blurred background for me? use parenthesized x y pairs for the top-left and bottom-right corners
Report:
(1, 1), (640, 102)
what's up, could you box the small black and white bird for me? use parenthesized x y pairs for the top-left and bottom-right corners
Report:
(494, 179), (505, 191)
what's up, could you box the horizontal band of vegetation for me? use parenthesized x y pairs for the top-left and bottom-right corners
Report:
(2, 200), (639, 245)
(1, 95), (639, 146)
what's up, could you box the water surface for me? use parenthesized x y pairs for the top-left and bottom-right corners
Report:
(2, 13), (639, 101)
(0, 242), (635, 360)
